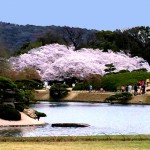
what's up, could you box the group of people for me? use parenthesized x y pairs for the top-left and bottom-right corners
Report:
(88, 85), (105, 92)
(121, 85), (133, 93)
(133, 81), (146, 96)
(121, 80), (146, 96)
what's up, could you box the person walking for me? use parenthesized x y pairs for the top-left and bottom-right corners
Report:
(134, 84), (138, 96)
(121, 85), (125, 92)
(142, 84), (146, 94)
(89, 85), (93, 92)
(128, 85), (132, 93)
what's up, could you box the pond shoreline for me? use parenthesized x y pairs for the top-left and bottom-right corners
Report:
(0, 112), (46, 127)
(34, 99), (150, 106)
(34, 89), (150, 105)
(1, 91), (150, 127)
(34, 94), (150, 105)
(61, 100), (150, 105)
(63, 91), (150, 105)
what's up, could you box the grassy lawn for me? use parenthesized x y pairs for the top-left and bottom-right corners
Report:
(0, 136), (150, 150)
(0, 141), (150, 150)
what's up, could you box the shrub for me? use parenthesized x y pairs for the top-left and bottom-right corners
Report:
(15, 79), (43, 90)
(0, 77), (35, 103)
(0, 105), (21, 120)
(23, 90), (34, 103)
(101, 71), (150, 91)
(15, 103), (28, 112)
(73, 82), (88, 90)
(14, 88), (35, 104)
(35, 110), (46, 120)
(105, 92), (132, 104)
(14, 90), (25, 102)
(0, 76), (18, 103)
(132, 68), (147, 72)
(117, 70), (130, 73)
(50, 83), (69, 100)
(73, 74), (102, 90)
(0, 76), (17, 90)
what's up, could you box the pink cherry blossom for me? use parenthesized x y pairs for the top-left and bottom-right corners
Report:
(9, 44), (150, 81)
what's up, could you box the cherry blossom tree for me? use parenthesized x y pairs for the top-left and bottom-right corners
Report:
(9, 44), (150, 81)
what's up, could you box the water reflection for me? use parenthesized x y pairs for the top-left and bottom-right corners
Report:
(0, 126), (40, 137)
(0, 128), (22, 137)
(49, 102), (69, 107)
(0, 102), (150, 137)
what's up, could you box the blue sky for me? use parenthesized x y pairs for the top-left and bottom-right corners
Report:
(0, 0), (149, 30)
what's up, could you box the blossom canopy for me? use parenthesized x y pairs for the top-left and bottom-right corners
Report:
(9, 44), (150, 81)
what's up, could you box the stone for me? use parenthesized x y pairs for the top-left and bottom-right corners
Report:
(51, 123), (90, 127)
(23, 108), (37, 119)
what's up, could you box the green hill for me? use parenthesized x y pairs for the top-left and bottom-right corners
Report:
(0, 22), (149, 64)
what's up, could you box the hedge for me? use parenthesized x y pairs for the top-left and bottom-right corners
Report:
(0, 104), (21, 121)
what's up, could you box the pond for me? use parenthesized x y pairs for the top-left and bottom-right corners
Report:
(0, 102), (150, 137)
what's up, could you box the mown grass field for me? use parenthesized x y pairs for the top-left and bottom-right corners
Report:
(0, 141), (150, 150)
(0, 136), (150, 150)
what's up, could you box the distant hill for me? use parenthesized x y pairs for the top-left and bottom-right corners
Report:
(0, 22), (150, 64)
(0, 22), (96, 53)
(0, 22), (62, 52)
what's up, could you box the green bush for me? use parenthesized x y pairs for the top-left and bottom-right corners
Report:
(117, 70), (130, 73)
(73, 74), (102, 90)
(14, 90), (25, 102)
(50, 83), (69, 100)
(0, 76), (17, 90)
(15, 103), (28, 112)
(101, 71), (150, 91)
(23, 90), (34, 102)
(15, 79), (43, 90)
(0, 77), (37, 103)
(0, 105), (21, 121)
(73, 82), (89, 90)
(105, 92), (132, 103)
(0, 76), (18, 103)
(15, 89), (34, 103)
(35, 110), (46, 119)
(132, 68), (147, 72)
